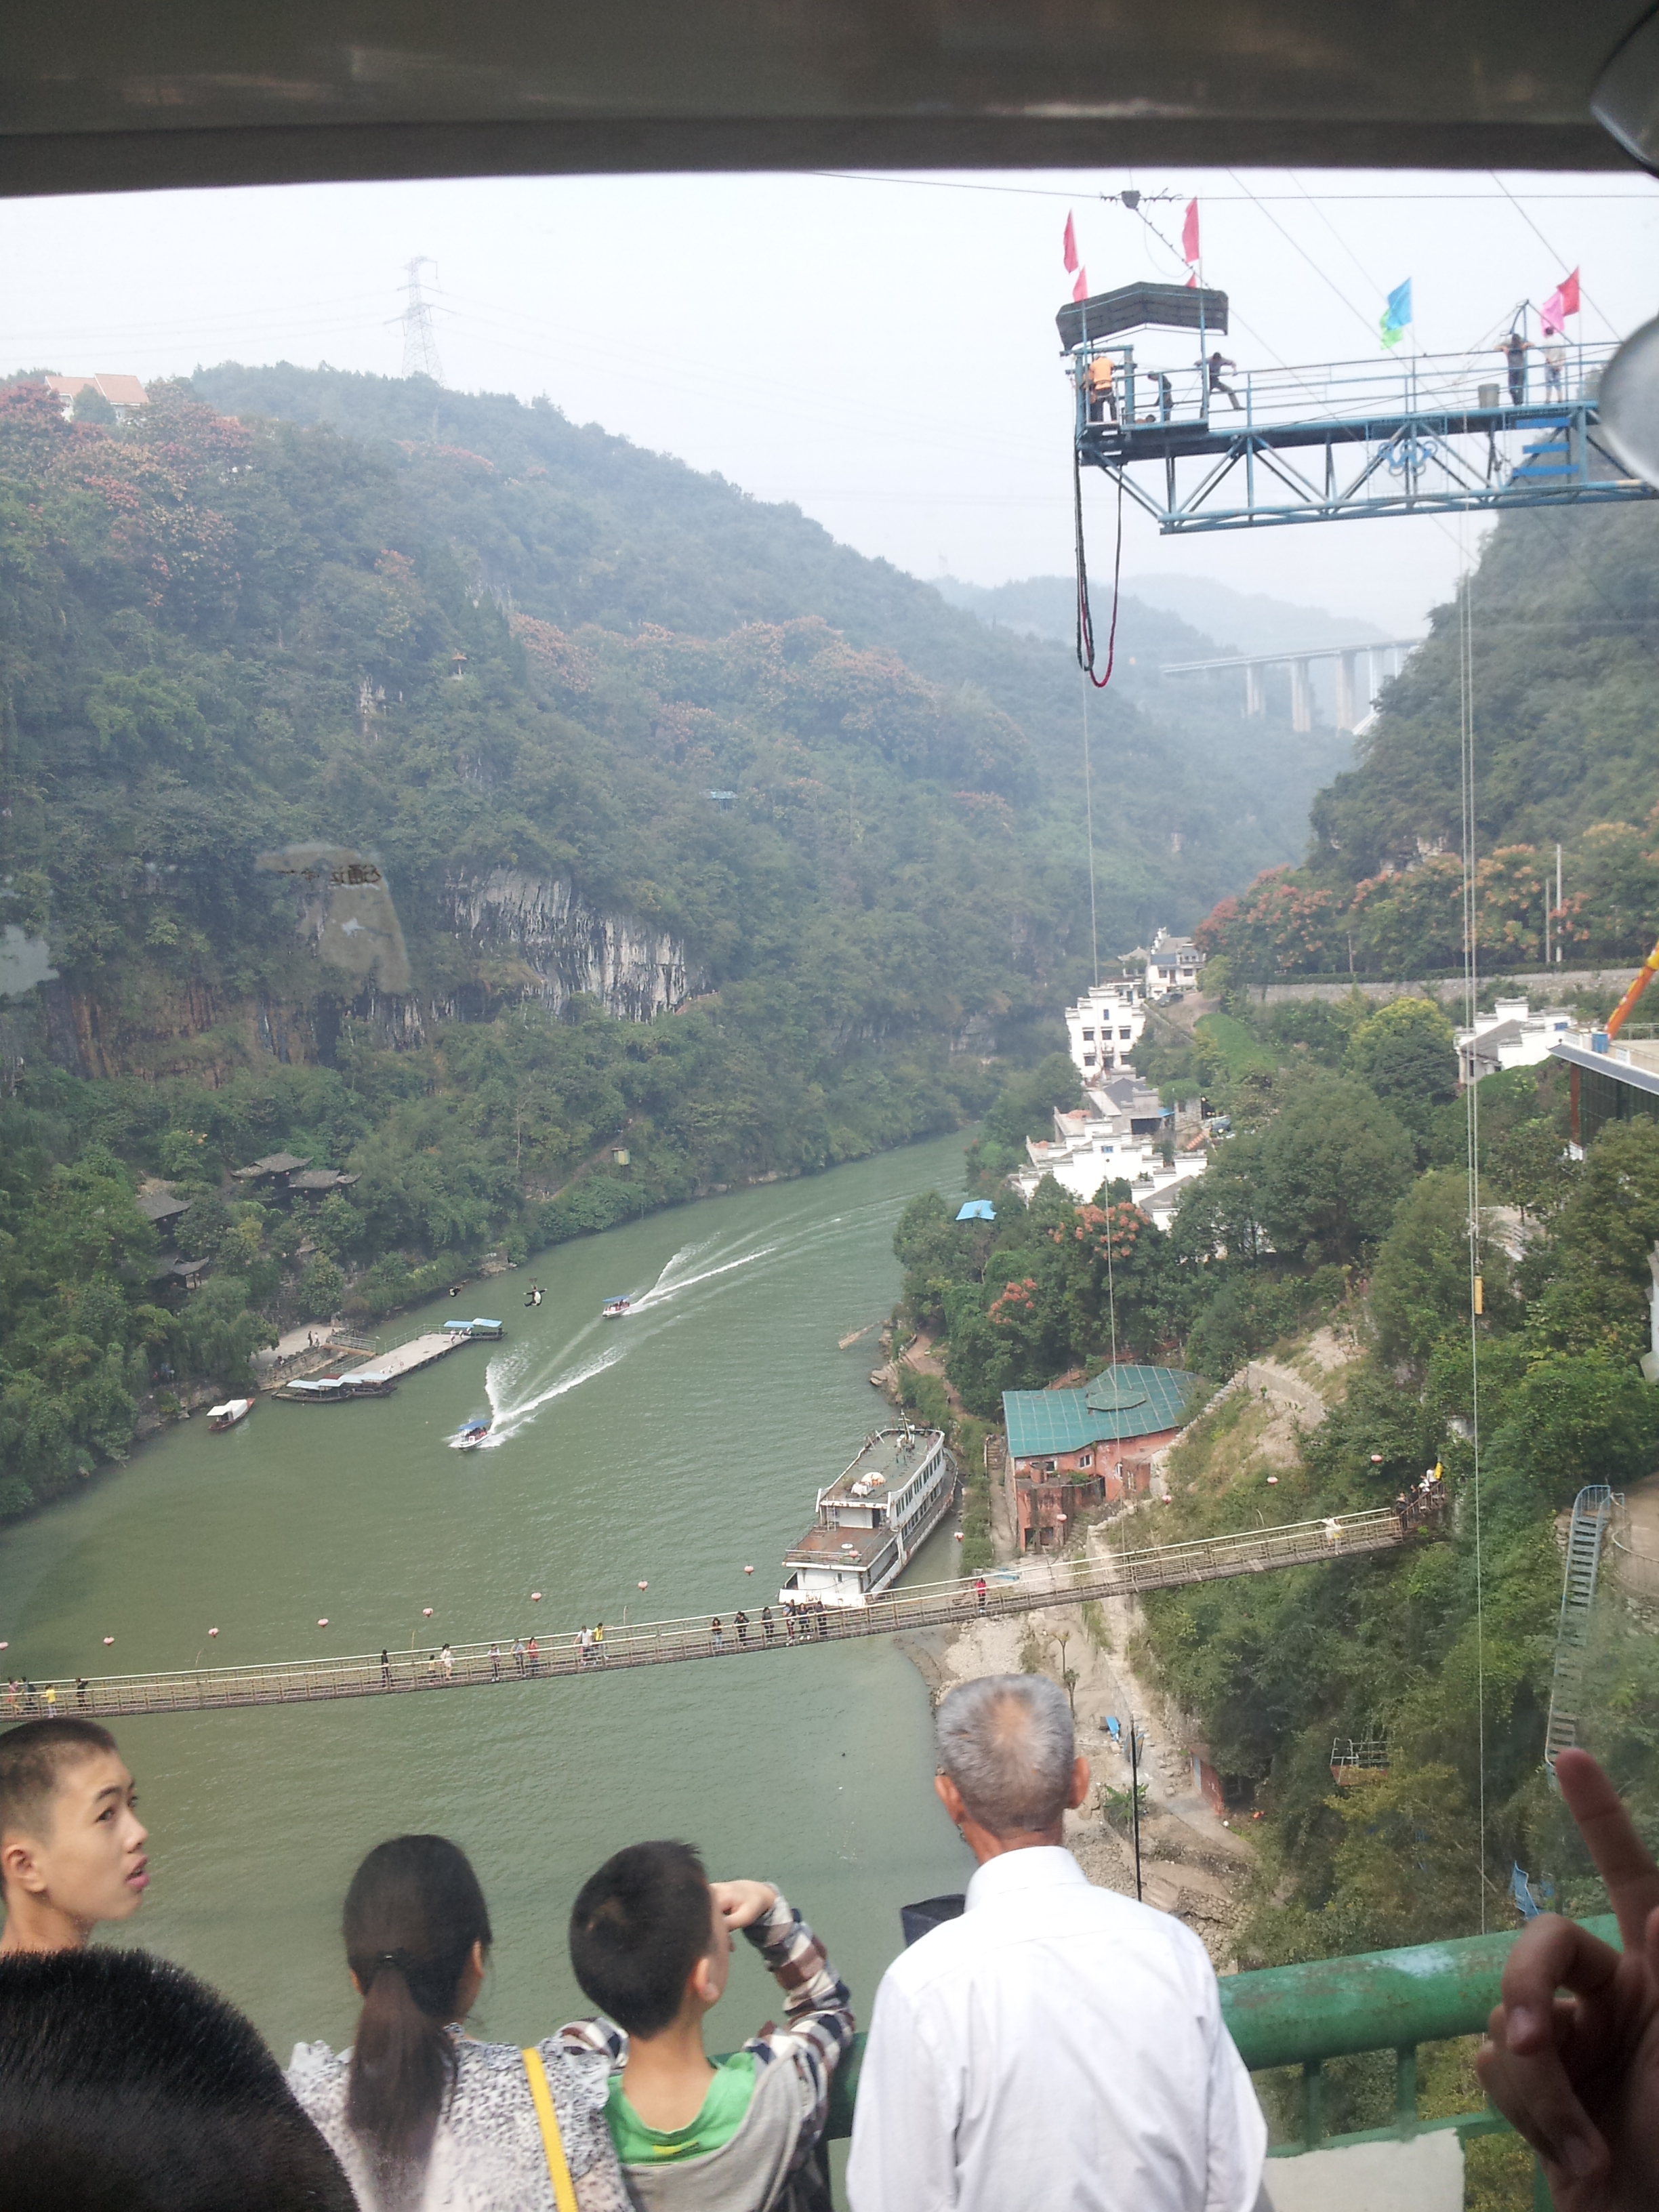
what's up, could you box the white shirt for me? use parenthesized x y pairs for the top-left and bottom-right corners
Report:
(845, 1846), (1266, 2212)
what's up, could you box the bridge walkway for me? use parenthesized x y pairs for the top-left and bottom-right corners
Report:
(12, 1502), (1441, 1721)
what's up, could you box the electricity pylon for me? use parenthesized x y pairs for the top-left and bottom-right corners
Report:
(394, 256), (445, 384)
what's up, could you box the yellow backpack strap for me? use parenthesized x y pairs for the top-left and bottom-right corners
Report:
(522, 2046), (580, 2212)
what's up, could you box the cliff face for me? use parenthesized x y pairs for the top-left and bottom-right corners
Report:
(28, 874), (693, 1081)
(443, 871), (692, 1023)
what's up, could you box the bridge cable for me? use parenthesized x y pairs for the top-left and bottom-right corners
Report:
(1458, 521), (1489, 1931)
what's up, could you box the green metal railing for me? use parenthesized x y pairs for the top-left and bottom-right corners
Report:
(821, 1914), (1618, 2181)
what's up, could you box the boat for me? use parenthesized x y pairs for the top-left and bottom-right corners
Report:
(600, 1294), (631, 1319)
(207, 1397), (252, 1431)
(443, 1315), (506, 1340)
(779, 1424), (958, 1608)
(455, 1418), (490, 1450)
(274, 1372), (397, 1404)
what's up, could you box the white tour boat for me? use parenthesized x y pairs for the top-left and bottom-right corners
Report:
(779, 1424), (958, 1608)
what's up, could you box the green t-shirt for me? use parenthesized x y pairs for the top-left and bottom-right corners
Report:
(605, 2051), (757, 2164)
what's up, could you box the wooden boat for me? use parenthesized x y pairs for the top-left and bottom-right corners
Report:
(455, 1418), (490, 1450)
(600, 1294), (631, 1319)
(207, 1397), (252, 1431)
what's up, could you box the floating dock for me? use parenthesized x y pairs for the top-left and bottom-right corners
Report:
(356, 1330), (472, 1382)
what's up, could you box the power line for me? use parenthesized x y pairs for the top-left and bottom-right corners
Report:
(1486, 175), (1618, 340)
(1225, 169), (1380, 346)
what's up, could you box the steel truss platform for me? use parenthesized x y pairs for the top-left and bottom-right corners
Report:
(1071, 338), (1654, 533)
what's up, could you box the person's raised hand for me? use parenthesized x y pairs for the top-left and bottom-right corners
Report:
(710, 1879), (777, 1932)
(1475, 1748), (1659, 2209)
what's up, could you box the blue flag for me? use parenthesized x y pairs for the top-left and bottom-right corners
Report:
(1380, 279), (1412, 350)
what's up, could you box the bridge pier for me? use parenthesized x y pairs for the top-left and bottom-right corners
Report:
(1290, 658), (1313, 733)
(1244, 663), (1265, 718)
(1336, 651), (1357, 733)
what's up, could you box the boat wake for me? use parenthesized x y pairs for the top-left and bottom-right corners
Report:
(628, 1237), (777, 1313)
(464, 1344), (623, 1449)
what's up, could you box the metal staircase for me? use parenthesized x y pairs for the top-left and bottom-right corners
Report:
(1544, 1485), (1621, 1784)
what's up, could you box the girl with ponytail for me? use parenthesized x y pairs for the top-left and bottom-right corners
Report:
(287, 1836), (628, 2212)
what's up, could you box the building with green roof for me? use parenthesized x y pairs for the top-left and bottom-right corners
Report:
(1002, 1366), (1202, 1545)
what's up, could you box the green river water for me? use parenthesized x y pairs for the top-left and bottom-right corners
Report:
(0, 1131), (978, 2062)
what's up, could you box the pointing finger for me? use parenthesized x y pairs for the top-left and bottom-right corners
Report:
(1556, 1750), (1659, 1957)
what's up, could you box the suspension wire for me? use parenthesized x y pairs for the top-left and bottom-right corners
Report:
(1458, 523), (1488, 1931)
(1486, 175), (1617, 340)
(1082, 681), (1101, 985)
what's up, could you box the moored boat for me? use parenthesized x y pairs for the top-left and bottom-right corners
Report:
(600, 1294), (631, 1319)
(779, 1425), (958, 1608)
(207, 1397), (252, 1431)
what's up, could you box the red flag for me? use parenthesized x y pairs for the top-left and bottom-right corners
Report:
(1063, 211), (1079, 275)
(1181, 197), (1200, 267)
(1072, 267), (1089, 303)
(1541, 268), (1580, 333)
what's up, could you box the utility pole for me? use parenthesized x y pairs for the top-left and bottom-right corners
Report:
(1128, 1717), (1143, 1901)
(1556, 842), (1563, 965)
(394, 257), (445, 384)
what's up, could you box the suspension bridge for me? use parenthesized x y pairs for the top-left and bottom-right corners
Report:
(12, 1500), (1442, 1721)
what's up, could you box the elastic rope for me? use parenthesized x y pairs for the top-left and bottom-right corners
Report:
(1074, 445), (1124, 690)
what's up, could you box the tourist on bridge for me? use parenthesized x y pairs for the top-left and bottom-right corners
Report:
(489, 1641), (501, 1682)
(527, 1634), (540, 1675)
(846, 1674), (1265, 2212)
(513, 1635), (527, 1677)
(975, 1576), (988, 1617)
(439, 1643), (454, 1681)
(711, 1617), (724, 1652)
(0, 1718), (150, 1957)
(289, 1834), (629, 2212)
(762, 1605), (775, 1644)
(379, 1649), (391, 1691)
(594, 1622), (607, 1663)
(735, 1610), (749, 1647)
(564, 1841), (853, 2212)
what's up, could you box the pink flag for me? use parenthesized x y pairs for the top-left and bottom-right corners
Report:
(1072, 266), (1089, 303)
(1181, 198), (1200, 268)
(1541, 268), (1580, 334)
(1063, 211), (1079, 274)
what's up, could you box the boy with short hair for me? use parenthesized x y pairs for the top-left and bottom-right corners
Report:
(563, 1841), (853, 2212)
(0, 1717), (149, 1954)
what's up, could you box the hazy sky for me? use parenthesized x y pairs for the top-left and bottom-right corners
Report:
(4, 166), (1655, 634)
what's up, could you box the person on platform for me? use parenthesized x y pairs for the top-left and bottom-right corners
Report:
(1477, 1746), (1659, 2210)
(288, 1833), (628, 2212)
(1, 1948), (355, 2212)
(0, 1717), (149, 1955)
(564, 1840), (853, 2211)
(846, 1674), (1266, 2212)
(1206, 351), (1242, 411)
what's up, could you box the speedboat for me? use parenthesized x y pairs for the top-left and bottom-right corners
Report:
(455, 1418), (490, 1450)
(600, 1294), (631, 1319)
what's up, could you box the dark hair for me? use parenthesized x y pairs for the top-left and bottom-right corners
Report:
(0, 1947), (354, 2212)
(342, 1835), (492, 2177)
(0, 1717), (120, 1846)
(569, 1841), (714, 2037)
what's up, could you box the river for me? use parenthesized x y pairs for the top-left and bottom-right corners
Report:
(0, 1131), (979, 2064)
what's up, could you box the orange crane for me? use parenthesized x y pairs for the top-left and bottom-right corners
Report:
(1568, 928), (1659, 1145)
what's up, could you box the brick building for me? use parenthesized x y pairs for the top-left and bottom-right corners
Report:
(1001, 1365), (1199, 1552)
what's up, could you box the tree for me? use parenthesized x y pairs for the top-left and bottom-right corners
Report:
(1370, 1168), (1510, 1370)
(298, 1253), (345, 1320)
(1344, 997), (1458, 1151)
(1253, 1076), (1414, 1265)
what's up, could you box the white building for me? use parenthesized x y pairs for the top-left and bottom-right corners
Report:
(1011, 1074), (1209, 1223)
(1145, 928), (1205, 999)
(1456, 997), (1572, 1083)
(1065, 976), (1145, 1079)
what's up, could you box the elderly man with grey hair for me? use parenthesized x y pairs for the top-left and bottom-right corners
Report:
(846, 1673), (1266, 2212)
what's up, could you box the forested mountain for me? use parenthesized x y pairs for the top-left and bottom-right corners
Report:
(0, 365), (1333, 1517)
(1199, 499), (1659, 977)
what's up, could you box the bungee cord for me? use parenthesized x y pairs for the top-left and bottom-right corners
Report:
(1458, 525), (1489, 1931)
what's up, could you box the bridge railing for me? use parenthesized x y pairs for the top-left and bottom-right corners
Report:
(5, 1502), (1430, 1718)
(822, 1914), (1612, 2187)
(1074, 337), (1621, 441)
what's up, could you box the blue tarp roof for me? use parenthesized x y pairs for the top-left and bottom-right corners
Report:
(956, 1200), (997, 1221)
(1002, 1366), (1200, 1458)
